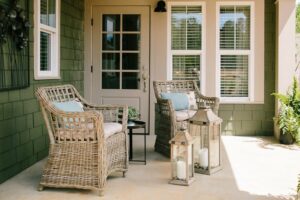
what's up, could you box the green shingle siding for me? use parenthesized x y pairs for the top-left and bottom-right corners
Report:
(0, 0), (85, 183)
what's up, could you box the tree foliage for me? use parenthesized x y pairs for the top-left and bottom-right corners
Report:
(297, 4), (300, 33)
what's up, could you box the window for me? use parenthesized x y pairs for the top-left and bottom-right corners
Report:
(34, 0), (60, 79)
(168, 3), (205, 92)
(217, 3), (254, 102)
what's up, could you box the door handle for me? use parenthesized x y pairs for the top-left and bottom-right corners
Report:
(141, 66), (148, 93)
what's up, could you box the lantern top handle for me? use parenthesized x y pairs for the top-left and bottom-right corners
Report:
(169, 130), (195, 145)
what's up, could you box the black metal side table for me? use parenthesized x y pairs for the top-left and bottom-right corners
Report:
(127, 120), (147, 164)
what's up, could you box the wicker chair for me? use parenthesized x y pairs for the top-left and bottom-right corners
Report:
(153, 80), (219, 157)
(35, 84), (128, 196)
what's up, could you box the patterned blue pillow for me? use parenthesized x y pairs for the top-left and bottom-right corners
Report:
(161, 93), (189, 111)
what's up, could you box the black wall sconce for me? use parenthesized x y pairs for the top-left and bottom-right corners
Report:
(154, 0), (166, 12)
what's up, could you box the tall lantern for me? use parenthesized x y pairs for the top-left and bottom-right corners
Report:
(189, 106), (223, 175)
(169, 129), (195, 186)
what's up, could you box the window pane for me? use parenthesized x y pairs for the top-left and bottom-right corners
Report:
(173, 55), (201, 83)
(40, 32), (51, 71)
(40, 0), (56, 27)
(187, 6), (202, 50)
(122, 72), (139, 89)
(102, 15), (120, 32)
(220, 6), (235, 49)
(236, 6), (250, 49)
(122, 34), (140, 50)
(102, 72), (120, 89)
(220, 55), (248, 97)
(220, 6), (250, 50)
(102, 34), (120, 50)
(102, 53), (120, 70)
(171, 6), (202, 50)
(123, 15), (140, 32)
(171, 6), (186, 50)
(122, 53), (139, 70)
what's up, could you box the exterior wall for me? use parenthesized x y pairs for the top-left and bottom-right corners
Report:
(0, 0), (85, 183)
(85, 0), (275, 136)
(221, 0), (275, 136)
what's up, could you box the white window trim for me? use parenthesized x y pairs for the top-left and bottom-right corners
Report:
(34, 0), (60, 80)
(167, 1), (206, 94)
(216, 1), (255, 103)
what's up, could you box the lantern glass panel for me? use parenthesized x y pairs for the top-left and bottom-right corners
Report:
(209, 125), (220, 168)
(172, 144), (187, 180)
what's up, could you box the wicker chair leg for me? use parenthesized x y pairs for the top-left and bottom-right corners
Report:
(37, 184), (44, 191)
(98, 189), (105, 196)
(123, 171), (126, 177)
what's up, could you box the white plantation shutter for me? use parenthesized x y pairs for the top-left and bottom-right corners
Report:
(170, 5), (203, 87)
(173, 55), (201, 81)
(220, 55), (248, 97)
(219, 5), (251, 99)
(40, 32), (51, 71)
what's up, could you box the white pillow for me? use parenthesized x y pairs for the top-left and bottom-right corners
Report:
(186, 91), (198, 110)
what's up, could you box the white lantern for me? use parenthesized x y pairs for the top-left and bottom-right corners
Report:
(189, 106), (222, 175)
(169, 129), (195, 186)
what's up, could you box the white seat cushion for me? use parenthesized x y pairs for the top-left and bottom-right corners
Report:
(175, 110), (197, 121)
(103, 122), (123, 138)
(84, 122), (123, 138)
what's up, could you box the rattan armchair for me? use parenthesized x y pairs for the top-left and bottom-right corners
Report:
(153, 80), (219, 157)
(35, 84), (128, 196)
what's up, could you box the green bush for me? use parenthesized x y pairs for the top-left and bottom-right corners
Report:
(272, 77), (300, 144)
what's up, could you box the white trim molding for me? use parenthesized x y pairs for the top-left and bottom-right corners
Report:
(34, 0), (61, 80)
(167, 1), (206, 94)
(216, 1), (260, 104)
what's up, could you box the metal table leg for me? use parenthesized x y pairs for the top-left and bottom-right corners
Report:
(129, 128), (133, 160)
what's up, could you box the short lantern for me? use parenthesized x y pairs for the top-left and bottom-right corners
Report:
(169, 129), (195, 186)
(189, 106), (223, 175)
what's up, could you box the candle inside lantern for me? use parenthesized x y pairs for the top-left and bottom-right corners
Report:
(176, 160), (186, 179)
(198, 148), (208, 169)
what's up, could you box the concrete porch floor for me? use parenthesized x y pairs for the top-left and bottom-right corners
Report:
(0, 136), (299, 200)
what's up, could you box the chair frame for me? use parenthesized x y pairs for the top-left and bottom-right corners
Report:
(35, 84), (128, 196)
(153, 80), (219, 157)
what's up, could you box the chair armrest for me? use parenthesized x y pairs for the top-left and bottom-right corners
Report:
(194, 91), (220, 114)
(51, 110), (105, 143)
(156, 98), (177, 132)
(84, 103), (128, 132)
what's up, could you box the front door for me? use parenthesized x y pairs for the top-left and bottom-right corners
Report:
(92, 6), (150, 129)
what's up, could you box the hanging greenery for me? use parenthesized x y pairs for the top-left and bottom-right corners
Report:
(0, 0), (30, 91)
(0, 0), (30, 49)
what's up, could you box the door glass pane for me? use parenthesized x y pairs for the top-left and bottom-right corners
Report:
(40, 32), (51, 71)
(122, 53), (139, 70)
(123, 15), (140, 31)
(102, 72), (120, 89)
(122, 34), (140, 50)
(40, 0), (56, 27)
(102, 34), (120, 50)
(102, 53), (120, 70)
(103, 15), (120, 32)
(122, 72), (139, 89)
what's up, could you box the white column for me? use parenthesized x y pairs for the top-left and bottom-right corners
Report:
(275, 0), (297, 139)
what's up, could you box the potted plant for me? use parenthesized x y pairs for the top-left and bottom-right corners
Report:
(128, 106), (140, 122)
(272, 77), (300, 145)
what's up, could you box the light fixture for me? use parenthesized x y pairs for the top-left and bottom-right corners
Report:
(154, 0), (166, 12)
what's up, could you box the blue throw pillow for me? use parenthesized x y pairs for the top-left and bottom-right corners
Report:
(53, 100), (84, 112)
(161, 93), (189, 111)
